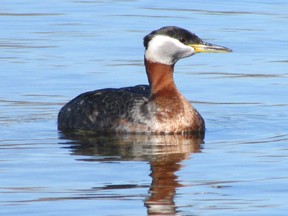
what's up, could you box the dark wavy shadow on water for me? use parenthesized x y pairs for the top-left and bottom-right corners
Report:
(60, 133), (204, 215)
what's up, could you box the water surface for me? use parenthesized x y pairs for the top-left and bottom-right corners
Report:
(1, 0), (288, 215)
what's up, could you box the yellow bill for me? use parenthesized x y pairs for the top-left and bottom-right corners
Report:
(190, 42), (232, 53)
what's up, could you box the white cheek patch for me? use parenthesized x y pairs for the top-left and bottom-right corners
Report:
(145, 35), (195, 65)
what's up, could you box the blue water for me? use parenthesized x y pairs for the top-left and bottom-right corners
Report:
(1, 0), (288, 215)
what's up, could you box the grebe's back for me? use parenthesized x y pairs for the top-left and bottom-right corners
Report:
(58, 85), (150, 133)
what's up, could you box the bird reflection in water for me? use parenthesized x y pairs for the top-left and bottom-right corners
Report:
(60, 133), (203, 215)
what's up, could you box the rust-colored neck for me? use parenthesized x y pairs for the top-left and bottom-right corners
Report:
(144, 59), (178, 97)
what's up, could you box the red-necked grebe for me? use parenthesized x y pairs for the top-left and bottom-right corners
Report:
(58, 26), (232, 136)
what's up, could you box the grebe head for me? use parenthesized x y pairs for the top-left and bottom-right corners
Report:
(144, 26), (232, 65)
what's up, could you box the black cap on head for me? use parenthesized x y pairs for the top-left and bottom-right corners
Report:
(143, 26), (203, 49)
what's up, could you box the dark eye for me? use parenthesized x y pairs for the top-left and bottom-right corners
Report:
(179, 38), (186, 43)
